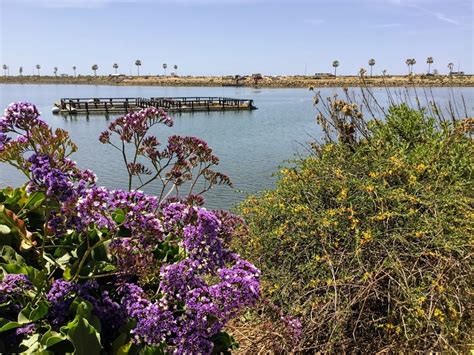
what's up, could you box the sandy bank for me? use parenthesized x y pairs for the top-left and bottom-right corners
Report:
(0, 74), (472, 88)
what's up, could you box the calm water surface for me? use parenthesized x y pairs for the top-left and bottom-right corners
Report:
(1, 84), (472, 210)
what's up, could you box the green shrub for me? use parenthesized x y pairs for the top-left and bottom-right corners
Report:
(237, 103), (473, 352)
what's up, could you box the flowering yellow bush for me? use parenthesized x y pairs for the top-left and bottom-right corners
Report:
(237, 104), (473, 352)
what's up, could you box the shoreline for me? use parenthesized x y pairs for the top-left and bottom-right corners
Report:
(0, 75), (473, 88)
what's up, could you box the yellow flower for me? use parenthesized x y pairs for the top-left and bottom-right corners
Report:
(409, 175), (417, 185)
(321, 218), (331, 228)
(334, 168), (343, 179)
(338, 188), (348, 201)
(434, 308), (445, 322)
(415, 307), (425, 317)
(360, 231), (373, 243)
(416, 163), (427, 173)
(365, 184), (375, 193)
(369, 171), (378, 178)
(372, 212), (392, 221)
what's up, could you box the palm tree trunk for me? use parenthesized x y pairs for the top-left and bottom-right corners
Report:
(370, 66), (373, 77)
(334, 67), (337, 76)
(428, 63), (431, 74)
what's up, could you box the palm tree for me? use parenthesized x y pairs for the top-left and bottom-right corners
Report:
(135, 60), (141, 76)
(173, 64), (178, 76)
(19, 67), (23, 76)
(368, 58), (376, 77)
(447, 62), (454, 75)
(162, 63), (167, 76)
(426, 57), (434, 74)
(405, 58), (416, 74)
(113, 63), (119, 74)
(36, 64), (41, 76)
(410, 58), (416, 74)
(72, 66), (77, 77)
(53, 67), (58, 77)
(405, 58), (411, 74)
(2, 64), (7, 76)
(91, 64), (98, 76)
(382, 69), (387, 76)
(332, 60), (339, 76)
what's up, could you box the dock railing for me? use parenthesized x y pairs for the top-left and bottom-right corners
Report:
(58, 97), (256, 114)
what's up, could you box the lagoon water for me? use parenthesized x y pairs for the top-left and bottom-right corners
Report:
(1, 84), (473, 210)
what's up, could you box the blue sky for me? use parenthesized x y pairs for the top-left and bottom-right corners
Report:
(0, 0), (472, 76)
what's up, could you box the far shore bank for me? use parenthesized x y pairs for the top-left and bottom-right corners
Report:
(0, 74), (473, 88)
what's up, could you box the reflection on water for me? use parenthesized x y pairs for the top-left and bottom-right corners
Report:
(0, 84), (472, 210)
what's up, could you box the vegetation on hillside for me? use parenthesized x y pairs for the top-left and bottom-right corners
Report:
(237, 89), (473, 352)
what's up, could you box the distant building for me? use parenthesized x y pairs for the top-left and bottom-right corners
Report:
(314, 72), (335, 78)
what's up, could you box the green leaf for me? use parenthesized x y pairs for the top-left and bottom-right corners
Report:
(40, 325), (73, 353)
(19, 333), (42, 353)
(0, 318), (22, 332)
(18, 301), (49, 324)
(140, 344), (166, 355)
(62, 301), (102, 355)
(0, 225), (11, 235)
(210, 331), (239, 354)
(22, 192), (45, 211)
(67, 316), (102, 355)
(112, 208), (126, 224)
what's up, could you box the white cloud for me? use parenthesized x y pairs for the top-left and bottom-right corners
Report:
(432, 12), (459, 25)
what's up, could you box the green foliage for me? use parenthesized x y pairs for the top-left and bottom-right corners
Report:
(238, 105), (473, 351)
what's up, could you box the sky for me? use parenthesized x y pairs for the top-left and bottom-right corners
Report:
(0, 0), (472, 76)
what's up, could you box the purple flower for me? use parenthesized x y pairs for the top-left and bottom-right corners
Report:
(46, 279), (79, 327)
(0, 132), (11, 151)
(109, 238), (155, 280)
(118, 282), (177, 346)
(281, 315), (302, 345)
(0, 102), (45, 133)
(0, 274), (33, 295)
(16, 323), (35, 337)
(159, 259), (206, 301)
(105, 107), (172, 143)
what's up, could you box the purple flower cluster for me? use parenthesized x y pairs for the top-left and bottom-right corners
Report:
(101, 107), (172, 144)
(25, 153), (96, 235)
(78, 281), (127, 342)
(0, 274), (33, 312)
(161, 203), (225, 272)
(109, 238), (155, 280)
(46, 279), (79, 327)
(0, 102), (261, 354)
(97, 202), (262, 353)
(118, 283), (177, 346)
(0, 102), (45, 133)
(0, 102), (45, 154)
(28, 154), (96, 201)
(77, 188), (161, 238)
(28, 154), (76, 201)
(281, 315), (303, 345)
(47, 279), (127, 338)
(0, 132), (11, 152)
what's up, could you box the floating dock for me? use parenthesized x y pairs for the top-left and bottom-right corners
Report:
(53, 97), (257, 115)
